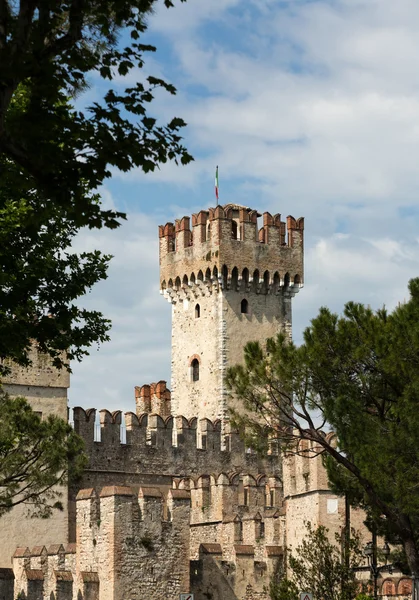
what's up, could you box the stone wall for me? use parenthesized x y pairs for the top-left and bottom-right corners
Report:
(168, 283), (296, 423)
(70, 407), (283, 541)
(282, 440), (371, 554)
(158, 205), (304, 289)
(0, 348), (70, 568)
(72, 408), (282, 483)
(13, 486), (191, 600)
(191, 543), (282, 600)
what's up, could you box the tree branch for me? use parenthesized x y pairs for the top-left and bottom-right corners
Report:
(12, 0), (38, 56)
(42, 0), (85, 58)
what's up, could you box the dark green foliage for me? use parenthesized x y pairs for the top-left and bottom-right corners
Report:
(270, 524), (364, 600)
(0, 389), (86, 516)
(0, 0), (192, 372)
(270, 578), (299, 600)
(227, 277), (419, 576)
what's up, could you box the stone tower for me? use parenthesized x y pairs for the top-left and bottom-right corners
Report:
(159, 203), (304, 423)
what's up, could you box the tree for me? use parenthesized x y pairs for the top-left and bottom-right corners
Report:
(227, 277), (419, 579)
(0, 0), (192, 373)
(0, 389), (86, 516)
(270, 524), (364, 600)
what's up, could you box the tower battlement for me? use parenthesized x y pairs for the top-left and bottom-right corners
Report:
(159, 204), (304, 294)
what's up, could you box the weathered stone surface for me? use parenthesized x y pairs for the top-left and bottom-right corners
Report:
(0, 347), (69, 568)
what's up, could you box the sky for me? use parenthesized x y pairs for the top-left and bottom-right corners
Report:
(70, 0), (419, 414)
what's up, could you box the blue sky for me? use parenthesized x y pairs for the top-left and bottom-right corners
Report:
(70, 0), (419, 413)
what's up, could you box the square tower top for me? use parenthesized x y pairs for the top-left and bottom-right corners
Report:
(158, 204), (304, 291)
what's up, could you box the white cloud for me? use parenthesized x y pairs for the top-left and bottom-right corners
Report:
(69, 0), (419, 414)
(69, 207), (172, 412)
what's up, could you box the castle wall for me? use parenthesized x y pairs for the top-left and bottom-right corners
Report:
(223, 289), (292, 412)
(191, 544), (282, 600)
(13, 486), (191, 600)
(73, 408), (282, 484)
(282, 443), (371, 555)
(0, 348), (70, 568)
(70, 408), (283, 543)
(169, 288), (293, 423)
(2, 343), (69, 420)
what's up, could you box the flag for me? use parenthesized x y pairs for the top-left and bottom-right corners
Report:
(215, 166), (219, 202)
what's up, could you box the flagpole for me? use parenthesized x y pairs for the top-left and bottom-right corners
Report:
(215, 165), (219, 205)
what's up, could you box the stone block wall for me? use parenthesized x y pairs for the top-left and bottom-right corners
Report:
(0, 348), (70, 568)
(72, 407), (281, 485)
(282, 440), (371, 554)
(191, 542), (283, 600)
(13, 544), (76, 600)
(13, 486), (191, 600)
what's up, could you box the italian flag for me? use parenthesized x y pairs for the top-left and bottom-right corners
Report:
(215, 166), (219, 201)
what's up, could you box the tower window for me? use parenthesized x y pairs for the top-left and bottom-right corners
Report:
(232, 220), (238, 240)
(241, 299), (249, 314)
(195, 304), (200, 318)
(192, 358), (199, 382)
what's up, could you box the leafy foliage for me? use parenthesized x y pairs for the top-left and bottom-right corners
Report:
(270, 578), (299, 600)
(0, 389), (86, 516)
(0, 0), (192, 372)
(227, 277), (419, 575)
(270, 524), (364, 600)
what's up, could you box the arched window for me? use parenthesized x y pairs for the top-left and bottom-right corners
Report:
(241, 299), (249, 314)
(195, 304), (200, 318)
(192, 359), (199, 382)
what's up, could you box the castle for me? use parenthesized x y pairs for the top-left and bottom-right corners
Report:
(0, 203), (411, 600)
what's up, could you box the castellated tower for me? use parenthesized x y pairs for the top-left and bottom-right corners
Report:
(159, 203), (304, 423)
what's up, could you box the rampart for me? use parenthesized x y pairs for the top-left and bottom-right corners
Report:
(159, 205), (304, 293)
(70, 407), (283, 546)
(73, 407), (281, 483)
(13, 486), (191, 600)
(0, 347), (69, 569)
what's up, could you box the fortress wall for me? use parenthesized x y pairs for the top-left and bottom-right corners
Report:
(191, 543), (283, 600)
(13, 487), (191, 600)
(73, 408), (282, 483)
(159, 207), (304, 289)
(0, 350), (70, 568)
(283, 442), (372, 555)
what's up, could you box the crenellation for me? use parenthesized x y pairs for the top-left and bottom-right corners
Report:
(286, 215), (304, 249)
(72, 409), (281, 496)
